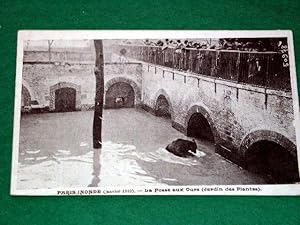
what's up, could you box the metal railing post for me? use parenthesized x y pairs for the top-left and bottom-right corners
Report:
(116, 44), (285, 91)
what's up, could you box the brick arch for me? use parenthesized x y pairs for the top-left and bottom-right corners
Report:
(49, 82), (81, 111)
(184, 104), (220, 142)
(105, 77), (141, 106)
(240, 130), (297, 158)
(153, 89), (174, 120)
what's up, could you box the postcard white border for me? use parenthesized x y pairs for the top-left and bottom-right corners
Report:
(11, 30), (300, 196)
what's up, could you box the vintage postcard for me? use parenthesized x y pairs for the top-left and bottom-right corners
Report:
(11, 30), (300, 196)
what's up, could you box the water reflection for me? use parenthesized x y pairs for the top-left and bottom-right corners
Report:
(88, 149), (101, 187)
(17, 110), (266, 190)
(96, 141), (161, 186)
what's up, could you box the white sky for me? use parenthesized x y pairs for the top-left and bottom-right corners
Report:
(24, 39), (218, 51)
(24, 40), (93, 50)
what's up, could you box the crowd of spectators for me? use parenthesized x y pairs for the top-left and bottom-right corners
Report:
(119, 38), (290, 90)
(142, 38), (286, 52)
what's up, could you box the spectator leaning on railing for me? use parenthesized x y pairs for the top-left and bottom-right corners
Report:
(124, 38), (289, 90)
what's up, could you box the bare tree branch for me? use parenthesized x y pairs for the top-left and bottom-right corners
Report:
(47, 40), (54, 62)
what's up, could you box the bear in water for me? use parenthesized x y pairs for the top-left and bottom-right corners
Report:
(166, 138), (197, 157)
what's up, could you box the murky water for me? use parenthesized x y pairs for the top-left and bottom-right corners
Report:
(17, 109), (265, 189)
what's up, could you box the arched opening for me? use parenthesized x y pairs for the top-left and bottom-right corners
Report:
(50, 82), (81, 111)
(246, 140), (299, 183)
(55, 87), (76, 112)
(186, 113), (215, 142)
(155, 95), (171, 118)
(105, 82), (135, 109)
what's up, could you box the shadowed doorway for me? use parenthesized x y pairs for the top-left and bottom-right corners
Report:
(155, 95), (171, 118)
(245, 140), (299, 184)
(55, 87), (76, 112)
(187, 113), (215, 142)
(105, 82), (135, 108)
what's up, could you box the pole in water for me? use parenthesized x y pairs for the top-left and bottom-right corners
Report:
(93, 40), (104, 149)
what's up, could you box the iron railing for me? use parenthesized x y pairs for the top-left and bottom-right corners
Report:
(117, 45), (291, 91)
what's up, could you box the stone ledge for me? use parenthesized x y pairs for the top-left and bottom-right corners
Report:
(171, 121), (186, 134)
(143, 62), (292, 98)
(141, 104), (156, 116)
(216, 144), (245, 168)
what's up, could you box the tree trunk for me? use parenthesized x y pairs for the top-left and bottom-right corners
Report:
(93, 40), (104, 149)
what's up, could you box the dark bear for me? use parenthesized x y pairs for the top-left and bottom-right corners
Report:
(166, 138), (197, 157)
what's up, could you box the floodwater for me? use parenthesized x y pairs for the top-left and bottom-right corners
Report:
(17, 108), (266, 190)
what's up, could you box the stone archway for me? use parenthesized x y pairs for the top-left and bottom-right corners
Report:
(55, 87), (77, 112)
(240, 130), (299, 183)
(185, 104), (219, 143)
(240, 130), (297, 158)
(50, 82), (81, 111)
(154, 89), (174, 119)
(104, 77), (141, 108)
(105, 82), (135, 108)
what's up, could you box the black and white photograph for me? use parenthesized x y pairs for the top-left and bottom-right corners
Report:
(11, 31), (300, 195)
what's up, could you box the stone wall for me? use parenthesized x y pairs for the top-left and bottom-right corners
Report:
(22, 53), (142, 111)
(21, 50), (297, 166)
(141, 63), (297, 164)
(22, 63), (95, 110)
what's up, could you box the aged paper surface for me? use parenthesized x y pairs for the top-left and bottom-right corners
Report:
(11, 30), (300, 195)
